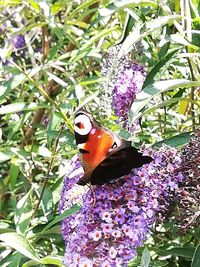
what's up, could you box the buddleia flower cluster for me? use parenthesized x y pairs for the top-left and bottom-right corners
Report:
(175, 129), (200, 230)
(12, 34), (26, 50)
(0, 7), (43, 65)
(60, 45), (199, 266)
(99, 45), (145, 129)
(59, 146), (184, 267)
(0, 9), (27, 81)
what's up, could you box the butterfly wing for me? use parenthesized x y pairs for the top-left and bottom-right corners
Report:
(74, 109), (114, 185)
(74, 109), (153, 186)
(90, 144), (152, 185)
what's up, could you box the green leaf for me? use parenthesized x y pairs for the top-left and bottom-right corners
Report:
(0, 102), (49, 115)
(33, 185), (53, 218)
(14, 191), (33, 234)
(41, 188), (53, 217)
(77, 92), (99, 110)
(118, 13), (136, 44)
(46, 71), (68, 87)
(178, 99), (189, 114)
(115, 0), (157, 7)
(140, 247), (151, 267)
(70, 0), (99, 17)
(79, 77), (103, 86)
(0, 220), (15, 234)
(40, 256), (65, 266)
(42, 204), (81, 232)
(192, 244), (200, 267)
(119, 15), (182, 57)
(153, 132), (191, 147)
(0, 127), (2, 141)
(9, 161), (20, 191)
(0, 66), (42, 100)
(0, 0), (20, 5)
(143, 49), (179, 88)
(140, 97), (199, 117)
(22, 256), (65, 267)
(164, 247), (195, 259)
(24, 0), (40, 10)
(0, 151), (13, 163)
(1, 252), (22, 267)
(13, 22), (46, 35)
(168, 33), (199, 49)
(131, 79), (200, 122)
(71, 27), (118, 61)
(0, 232), (41, 262)
(99, 0), (157, 17)
(158, 42), (170, 59)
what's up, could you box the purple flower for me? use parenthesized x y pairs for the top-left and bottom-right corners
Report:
(12, 34), (25, 49)
(112, 62), (145, 125)
(59, 146), (183, 266)
(173, 129), (200, 230)
(0, 57), (9, 66)
(99, 45), (145, 130)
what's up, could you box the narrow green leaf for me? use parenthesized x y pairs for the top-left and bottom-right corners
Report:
(118, 13), (136, 44)
(0, 66), (42, 99)
(46, 71), (68, 87)
(140, 247), (151, 267)
(24, 0), (40, 10)
(10, 61), (74, 132)
(0, 102), (49, 115)
(167, 33), (199, 49)
(0, 0), (20, 5)
(70, 0), (99, 17)
(178, 52), (200, 58)
(13, 22), (46, 35)
(40, 256), (65, 266)
(0, 127), (2, 141)
(39, 187), (53, 217)
(143, 49), (179, 88)
(0, 232), (41, 262)
(140, 97), (199, 117)
(22, 256), (65, 267)
(153, 132), (191, 148)
(99, 3), (117, 16)
(131, 79), (200, 122)
(0, 151), (13, 162)
(21, 260), (40, 267)
(178, 99), (189, 114)
(42, 204), (80, 232)
(14, 191), (33, 234)
(192, 244), (200, 267)
(115, 0), (157, 8)
(167, 88), (185, 109)
(9, 162), (20, 191)
(0, 220), (15, 234)
(71, 28), (118, 62)
(158, 42), (170, 59)
(1, 252), (22, 267)
(99, 0), (157, 17)
(164, 247), (195, 259)
(79, 77), (103, 86)
(119, 15), (182, 57)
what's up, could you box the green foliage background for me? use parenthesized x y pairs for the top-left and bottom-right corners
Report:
(0, 0), (199, 266)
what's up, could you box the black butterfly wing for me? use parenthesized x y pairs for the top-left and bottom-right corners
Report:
(90, 146), (153, 185)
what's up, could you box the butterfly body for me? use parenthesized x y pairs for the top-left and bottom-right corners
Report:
(74, 110), (152, 185)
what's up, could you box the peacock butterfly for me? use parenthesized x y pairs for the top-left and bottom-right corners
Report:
(74, 109), (153, 185)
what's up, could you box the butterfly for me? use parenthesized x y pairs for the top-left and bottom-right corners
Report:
(74, 109), (153, 185)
